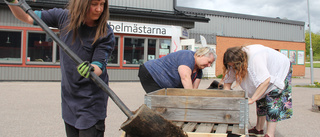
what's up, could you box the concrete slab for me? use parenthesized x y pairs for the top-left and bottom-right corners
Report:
(0, 68), (319, 137)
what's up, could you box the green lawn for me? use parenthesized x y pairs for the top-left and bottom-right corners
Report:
(305, 62), (320, 68)
(295, 81), (320, 88)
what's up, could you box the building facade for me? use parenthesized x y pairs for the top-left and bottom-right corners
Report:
(0, 0), (208, 81)
(176, 6), (305, 77)
(0, 0), (305, 81)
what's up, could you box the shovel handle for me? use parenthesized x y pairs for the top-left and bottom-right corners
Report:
(5, 0), (134, 118)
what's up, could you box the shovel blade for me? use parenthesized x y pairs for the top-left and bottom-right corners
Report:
(121, 104), (187, 137)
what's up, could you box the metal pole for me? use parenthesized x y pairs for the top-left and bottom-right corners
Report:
(307, 0), (314, 85)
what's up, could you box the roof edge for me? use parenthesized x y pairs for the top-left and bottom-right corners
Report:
(175, 6), (305, 26)
(109, 6), (210, 23)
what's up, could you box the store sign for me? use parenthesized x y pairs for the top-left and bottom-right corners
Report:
(108, 21), (173, 36)
(181, 28), (189, 38)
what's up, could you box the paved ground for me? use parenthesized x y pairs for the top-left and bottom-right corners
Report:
(0, 68), (319, 137)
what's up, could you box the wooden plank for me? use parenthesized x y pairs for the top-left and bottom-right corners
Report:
(121, 131), (246, 137)
(314, 94), (320, 106)
(165, 88), (245, 97)
(148, 96), (243, 110)
(187, 132), (227, 137)
(231, 124), (241, 135)
(121, 131), (245, 137)
(173, 121), (184, 128)
(215, 124), (228, 133)
(147, 88), (245, 97)
(182, 122), (198, 132)
(121, 132), (126, 137)
(146, 88), (166, 95)
(158, 108), (240, 123)
(213, 124), (218, 131)
(182, 122), (196, 132)
(195, 123), (214, 133)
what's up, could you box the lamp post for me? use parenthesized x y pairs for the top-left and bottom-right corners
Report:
(307, 0), (314, 85)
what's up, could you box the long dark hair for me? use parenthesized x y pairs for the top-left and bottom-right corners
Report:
(66, 0), (109, 45)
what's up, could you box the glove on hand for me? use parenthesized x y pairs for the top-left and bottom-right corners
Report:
(7, 0), (16, 3)
(77, 61), (94, 78)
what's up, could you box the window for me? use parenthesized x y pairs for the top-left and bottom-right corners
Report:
(55, 42), (60, 63)
(0, 30), (22, 62)
(27, 32), (53, 63)
(123, 37), (145, 65)
(159, 39), (171, 58)
(122, 37), (171, 65)
(147, 39), (156, 61)
(107, 37), (119, 65)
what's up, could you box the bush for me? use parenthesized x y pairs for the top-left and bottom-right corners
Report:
(315, 81), (320, 87)
(216, 74), (223, 78)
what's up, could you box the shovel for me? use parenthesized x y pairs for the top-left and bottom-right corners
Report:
(5, 0), (187, 136)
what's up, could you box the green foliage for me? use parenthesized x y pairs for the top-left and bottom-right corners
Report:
(295, 80), (320, 88)
(216, 74), (223, 78)
(316, 81), (320, 87)
(305, 31), (320, 61)
(305, 63), (320, 68)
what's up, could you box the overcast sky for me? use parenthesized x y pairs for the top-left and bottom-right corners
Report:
(176, 0), (320, 33)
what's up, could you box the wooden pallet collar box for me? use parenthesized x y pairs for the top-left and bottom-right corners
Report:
(312, 94), (320, 111)
(144, 88), (249, 136)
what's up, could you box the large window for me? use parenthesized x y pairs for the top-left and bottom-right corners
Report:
(124, 37), (145, 65)
(27, 32), (54, 63)
(122, 37), (171, 66)
(0, 30), (22, 62)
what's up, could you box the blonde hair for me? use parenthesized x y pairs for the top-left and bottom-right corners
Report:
(195, 47), (217, 60)
(221, 46), (248, 85)
(66, 0), (109, 45)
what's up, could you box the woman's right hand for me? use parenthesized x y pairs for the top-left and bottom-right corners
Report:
(223, 83), (232, 90)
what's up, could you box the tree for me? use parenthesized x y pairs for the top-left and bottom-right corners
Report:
(305, 31), (320, 61)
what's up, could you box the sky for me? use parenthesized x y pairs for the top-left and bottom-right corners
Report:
(176, 0), (320, 33)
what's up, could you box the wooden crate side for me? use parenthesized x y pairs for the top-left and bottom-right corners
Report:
(157, 108), (240, 123)
(187, 132), (227, 137)
(121, 122), (247, 137)
(146, 95), (243, 110)
(312, 94), (320, 112)
(314, 94), (320, 106)
(121, 132), (245, 137)
(187, 132), (245, 137)
(147, 88), (245, 97)
(164, 88), (245, 97)
(144, 88), (249, 135)
(147, 88), (166, 95)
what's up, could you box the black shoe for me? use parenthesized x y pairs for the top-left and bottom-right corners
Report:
(248, 126), (264, 136)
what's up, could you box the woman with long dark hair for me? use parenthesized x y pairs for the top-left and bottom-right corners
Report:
(8, 0), (115, 136)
